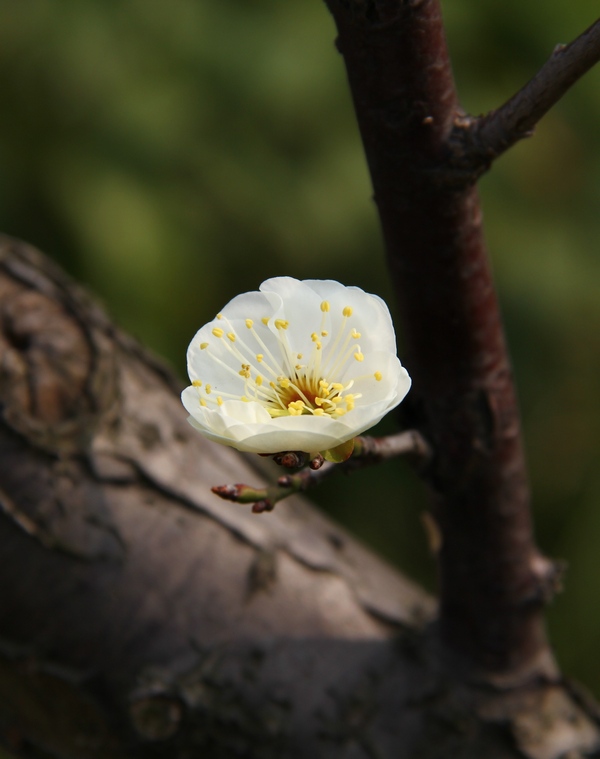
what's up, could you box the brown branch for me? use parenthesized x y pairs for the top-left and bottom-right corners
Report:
(324, 0), (557, 678)
(453, 16), (600, 178)
(212, 431), (432, 512)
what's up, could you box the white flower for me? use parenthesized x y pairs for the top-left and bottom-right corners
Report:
(181, 277), (411, 455)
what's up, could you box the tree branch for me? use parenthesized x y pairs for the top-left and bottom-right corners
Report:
(453, 16), (600, 178)
(212, 431), (432, 513)
(324, 0), (556, 678)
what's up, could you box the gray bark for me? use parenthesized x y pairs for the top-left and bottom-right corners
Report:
(1, 237), (599, 758)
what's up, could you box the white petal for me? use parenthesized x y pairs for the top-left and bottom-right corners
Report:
(260, 278), (324, 357)
(300, 279), (397, 354)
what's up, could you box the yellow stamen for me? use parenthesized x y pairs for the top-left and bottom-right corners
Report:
(274, 319), (289, 330)
(212, 327), (224, 338)
(334, 408), (346, 416)
(288, 400), (305, 416)
(255, 376), (263, 386)
(216, 313), (223, 320)
(192, 379), (202, 387)
(321, 331), (328, 337)
(261, 317), (269, 325)
(354, 351), (364, 362)
(352, 329), (361, 339)
(217, 396), (223, 406)
(245, 319), (253, 329)
(200, 342), (209, 350)
(313, 408), (325, 416)
(227, 332), (236, 342)
(374, 371), (382, 381)
(256, 354), (263, 362)
(205, 384), (212, 394)
(343, 306), (353, 317)
(320, 301), (330, 312)
(241, 396), (249, 402)
(200, 398), (207, 407)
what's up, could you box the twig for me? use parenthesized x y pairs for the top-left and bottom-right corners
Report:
(455, 17), (600, 175)
(211, 431), (431, 513)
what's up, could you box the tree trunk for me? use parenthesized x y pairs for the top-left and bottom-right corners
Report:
(1, 238), (599, 758)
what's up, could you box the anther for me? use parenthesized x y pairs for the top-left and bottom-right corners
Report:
(354, 351), (364, 362)
(216, 313), (223, 320)
(205, 384), (212, 394)
(200, 342), (209, 350)
(261, 317), (269, 325)
(245, 319), (253, 329)
(274, 319), (289, 330)
(352, 329), (361, 339)
(227, 332), (236, 342)
(343, 306), (353, 317)
(192, 379), (202, 387)
(217, 396), (223, 406)
(374, 371), (382, 381)
(256, 354), (263, 362)
(212, 327), (224, 338)
(320, 301), (330, 312)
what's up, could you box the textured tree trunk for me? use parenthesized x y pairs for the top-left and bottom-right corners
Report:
(1, 239), (599, 758)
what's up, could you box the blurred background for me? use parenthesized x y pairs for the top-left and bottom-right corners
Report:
(1, 0), (599, 695)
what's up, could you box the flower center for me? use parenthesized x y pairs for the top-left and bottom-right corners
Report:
(192, 301), (383, 418)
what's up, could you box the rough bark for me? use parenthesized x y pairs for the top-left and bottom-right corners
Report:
(1, 240), (599, 759)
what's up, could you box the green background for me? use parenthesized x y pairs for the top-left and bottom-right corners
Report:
(1, 0), (599, 712)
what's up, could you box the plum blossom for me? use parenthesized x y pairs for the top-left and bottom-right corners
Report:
(181, 277), (411, 455)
